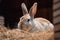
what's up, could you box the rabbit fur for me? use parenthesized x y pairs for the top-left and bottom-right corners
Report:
(18, 2), (54, 32)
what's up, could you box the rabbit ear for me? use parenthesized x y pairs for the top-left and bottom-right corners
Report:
(21, 3), (28, 15)
(29, 2), (37, 19)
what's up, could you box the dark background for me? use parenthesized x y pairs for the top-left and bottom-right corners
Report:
(0, 0), (53, 29)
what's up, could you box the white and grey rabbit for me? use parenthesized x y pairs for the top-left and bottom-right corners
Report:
(18, 2), (54, 32)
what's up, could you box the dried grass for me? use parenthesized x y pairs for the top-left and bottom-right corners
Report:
(0, 25), (54, 40)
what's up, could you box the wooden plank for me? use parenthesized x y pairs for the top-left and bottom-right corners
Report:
(55, 24), (60, 32)
(55, 24), (60, 40)
(0, 16), (4, 25)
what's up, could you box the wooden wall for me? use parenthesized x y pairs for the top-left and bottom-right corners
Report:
(53, 0), (60, 24)
(53, 0), (60, 40)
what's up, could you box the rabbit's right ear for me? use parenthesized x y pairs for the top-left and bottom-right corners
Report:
(29, 2), (37, 19)
(21, 3), (28, 15)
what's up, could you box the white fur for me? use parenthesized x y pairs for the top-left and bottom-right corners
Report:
(29, 20), (54, 32)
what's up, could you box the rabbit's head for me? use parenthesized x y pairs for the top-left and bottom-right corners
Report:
(18, 2), (37, 31)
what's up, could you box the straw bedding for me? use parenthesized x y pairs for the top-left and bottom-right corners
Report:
(0, 25), (54, 40)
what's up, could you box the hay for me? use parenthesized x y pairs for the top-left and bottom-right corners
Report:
(0, 25), (54, 40)
(0, 25), (8, 32)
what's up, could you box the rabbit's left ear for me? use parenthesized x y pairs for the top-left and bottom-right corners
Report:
(21, 3), (28, 15)
(29, 2), (37, 19)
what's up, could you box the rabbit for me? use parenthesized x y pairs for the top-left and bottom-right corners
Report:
(18, 2), (54, 32)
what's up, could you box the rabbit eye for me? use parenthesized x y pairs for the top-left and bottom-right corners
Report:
(27, 19), (30, 22)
